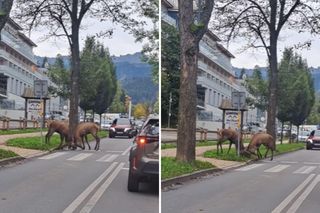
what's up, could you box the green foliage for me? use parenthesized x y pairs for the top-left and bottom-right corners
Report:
(161, 22), (180, 127)
(277, 48), (315, 127)
(161, 141), (217, 150)
(48, 55), (70, 99)
(244, 66), (268, 111)
(0, 149), (18, 159)
(161, 157), (214, 180)
(307, 93), (320, 124)
(204, 149), (251, 162)
(0, 128), (47, 135)
(79, 37), (117, 115)
(109, 82), (126, 113)
(190, 22), (205, 33)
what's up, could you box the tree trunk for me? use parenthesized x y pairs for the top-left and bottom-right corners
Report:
(176, 0), (198, 162)
(68, 2), (80, 146)
(0, 0), (13, 40)
(266, 36), (278, 148)
(280, 122), (284, 144)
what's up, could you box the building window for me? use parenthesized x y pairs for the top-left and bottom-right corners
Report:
(208, 89), (212, 105)
(213, 91), (216, 106)
(15, 79), (18, 94)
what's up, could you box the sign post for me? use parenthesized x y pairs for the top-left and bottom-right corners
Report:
(232, 92), (246, 156)
(34, 80), (48, 143)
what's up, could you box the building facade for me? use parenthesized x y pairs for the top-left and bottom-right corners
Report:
(0, 18), (63, 119)
(162, 0), (260, 130)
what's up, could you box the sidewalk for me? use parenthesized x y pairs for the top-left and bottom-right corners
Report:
(0, 132), (47, 159)
(162, 144), (245, 169)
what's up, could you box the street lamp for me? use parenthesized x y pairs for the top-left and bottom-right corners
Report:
(168, 92), (172, 128)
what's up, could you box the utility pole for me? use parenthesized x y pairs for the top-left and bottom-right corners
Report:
(168, 92), (172, 128)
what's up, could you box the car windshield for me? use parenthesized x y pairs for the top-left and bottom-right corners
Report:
(312, 130), (320, 137)
(115, 118), (130, 125)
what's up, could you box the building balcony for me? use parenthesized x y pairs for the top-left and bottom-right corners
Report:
(161, 12), (177, 26)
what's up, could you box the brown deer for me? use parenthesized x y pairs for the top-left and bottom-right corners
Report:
(74, 122), (100, 151)
(45, 120), (69, 149)
(246, 133), (275, 161)
(216, 128), (244, 154)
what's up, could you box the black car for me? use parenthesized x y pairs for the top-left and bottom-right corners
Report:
(109, 118), (136, 138)
(127, 116), (159, 192)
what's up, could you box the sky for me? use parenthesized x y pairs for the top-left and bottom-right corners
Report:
(29, 18), (146, 58)
(227, 30), (320, 69)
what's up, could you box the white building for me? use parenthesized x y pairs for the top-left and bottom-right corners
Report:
(161, 0), (261, 130)
(0, 18), (63, 119)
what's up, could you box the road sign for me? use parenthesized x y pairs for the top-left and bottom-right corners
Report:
(232, 92), (246, 109)
(28, 100), (41, 111)
(34, 80), (48, 98)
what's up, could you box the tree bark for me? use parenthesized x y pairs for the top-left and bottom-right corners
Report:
(176, 0), (198, 162)
(68, 0), (80, 147)
(0, 0), (13, 40)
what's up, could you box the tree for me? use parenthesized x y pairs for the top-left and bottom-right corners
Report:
(161, 22), (180, 128)
(48, 55), (70, 99)
(14, 0), (143, 144)
(133, 103), (149, 119)
(176, 0), (214, 162)
(244, 66), (268, 111)
(109, 82), (126, 113)
(0, 0), (13, 39)
(212, 0), (320, 142)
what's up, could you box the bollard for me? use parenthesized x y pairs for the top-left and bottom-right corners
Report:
(204, 129), (208, 141)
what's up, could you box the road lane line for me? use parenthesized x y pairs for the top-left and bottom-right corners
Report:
(121, 146), (131, 156)
(38, 152), (67, 160)
(67, 153), (93, 161)
(286, 175), (320, 213)
(293, 166), (316, 174)
(281, 161), (298, 164)
(96, 154), (111, 162)
(271, 173), (316, 213)
(122, 167), (129, 170)
(79, 163), (125, 213)
(303, 162), (320, 165)
(264, 165), (290, 173)
(62, 162), (118, 213)
(235, 164), (265, 171)
(96, 154), (118, 162)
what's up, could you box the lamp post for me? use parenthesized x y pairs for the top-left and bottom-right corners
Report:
(168, 92), (172, 128)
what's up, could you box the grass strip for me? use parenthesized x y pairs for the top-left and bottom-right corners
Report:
(161, 157), (214, 180)
(0, 128), (48, 135)
(6, 131), (108, 151)
(0, 149), (18, 160)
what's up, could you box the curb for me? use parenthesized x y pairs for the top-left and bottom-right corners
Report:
(161, 147), (305, 189)
(0, 156), (25, 166)
(161, 161), (250, 189)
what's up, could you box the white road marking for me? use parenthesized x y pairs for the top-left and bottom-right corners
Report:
(271, 174), (316, 213)
(62, 162), (118, 213)
(121, 146), (131, 156)
(96, 154), (118, 162)
(293, 166), (316, 174)
(79, 163), (125, 213)
(122, 167), (129, 170)
(96, 154), (111, 162)
(235, 164), (265, 171)
(280, 161), (298, 164)
(106, 151), (123, 153)
(38, 152), (67, 160)
(286, 175), (320, 213)
(67, 153), (93, 161)
(264, 165), (290, 173)
(303, 162), (320, 165)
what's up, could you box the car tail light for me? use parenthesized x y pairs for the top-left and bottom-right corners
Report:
(136, 136), (147, 145)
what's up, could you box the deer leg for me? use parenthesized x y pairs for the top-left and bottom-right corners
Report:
(270, 149), (274, 161)
(216, 142), (220, 154)
(81, 136), (86, 150)
(58, 133), (64, 149)
(257, 148), (262, 159)
(85, 134), (90, 150)
(45, 129), (54, 144)
(94, 133), (100, 151)
(227, 141), (232, 154)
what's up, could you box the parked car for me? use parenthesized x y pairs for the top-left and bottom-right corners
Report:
(306, 130), (320, 150)
(109, 118), (136, 138)
(298, 130), (310, 142)
(127, 116), (159, 192)
(101, 120), (113, 130)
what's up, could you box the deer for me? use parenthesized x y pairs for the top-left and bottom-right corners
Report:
(45, 120), (69, 149)
(246, 133), (275, 161)
(216, 128), (244, 154)
(74, 122), (100, 151)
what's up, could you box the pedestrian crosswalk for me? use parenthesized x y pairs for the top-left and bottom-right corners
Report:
(235, 163), (320, 175)
(38, 151), (129, 162)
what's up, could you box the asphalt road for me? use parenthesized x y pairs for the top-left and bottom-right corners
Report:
(0, 137), (158, 213)
(162, 149), (320, 213)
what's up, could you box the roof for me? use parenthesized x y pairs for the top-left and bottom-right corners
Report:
(217, 43), (235, 58)
(206, 30), (221, 42)
(18, 32), (37, 47)
(7, 18), (23, 30)
(162, 0), (174, 8)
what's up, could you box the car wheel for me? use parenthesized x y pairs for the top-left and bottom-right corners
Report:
(306, 144), (312, 150)
(127, 164), (139, 192)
